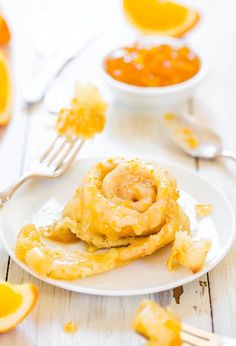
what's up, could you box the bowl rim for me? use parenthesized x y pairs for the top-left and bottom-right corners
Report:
(100, 35), (208, 95)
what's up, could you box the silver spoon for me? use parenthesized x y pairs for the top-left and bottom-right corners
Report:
(163, 112), (236, 162)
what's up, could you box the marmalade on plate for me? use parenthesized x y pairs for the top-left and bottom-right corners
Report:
(104, 43), (200, 87)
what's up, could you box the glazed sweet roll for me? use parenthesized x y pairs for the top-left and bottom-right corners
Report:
(15, 158), (194, 280)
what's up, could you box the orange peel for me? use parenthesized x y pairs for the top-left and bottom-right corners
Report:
(0, 51), (11, 126)
(0, 282), (38, 333)
(0, 15), (11, 45)
(123, 0), (200, 37)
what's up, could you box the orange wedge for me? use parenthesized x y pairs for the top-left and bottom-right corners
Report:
(0, 50), (11, 126)
(123, 0), (200, 37)
(0, 282), (38, 333)
(0, 15), (11, 45)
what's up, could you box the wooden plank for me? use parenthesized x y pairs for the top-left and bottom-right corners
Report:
(0, 0), (219, 344)
(0, 0), (37, 280)
(196, 162), (236, 337)
(189, 0), (236, 338)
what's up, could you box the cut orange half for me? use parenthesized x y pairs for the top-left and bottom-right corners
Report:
(123, 0), (200, 37)
(0, 50), (11, 126)
(0, 282), (38, 333)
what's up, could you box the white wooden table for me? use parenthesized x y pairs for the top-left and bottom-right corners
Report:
(1, 0), (236, 344)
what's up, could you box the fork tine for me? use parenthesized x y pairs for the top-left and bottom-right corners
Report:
(181, 324), (220, 346)
(57, 140), (84, 172)
(181, 331), (207, 345)
(43, 137), (69, 165)
(53, 138), (79, 169)
(182, 324), (210, 341)
(39, 135), (61, 163)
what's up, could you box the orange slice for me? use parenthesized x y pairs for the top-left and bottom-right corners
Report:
(123, 0), (200, 37)
(0, 50), (11, 126)
(0, 282), (38, 333)
(0, 15), (11, 45)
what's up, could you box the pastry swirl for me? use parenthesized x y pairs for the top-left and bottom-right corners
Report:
(15, 158), (190, 280)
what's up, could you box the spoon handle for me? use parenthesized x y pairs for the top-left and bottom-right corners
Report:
(219, 149), (236, 162)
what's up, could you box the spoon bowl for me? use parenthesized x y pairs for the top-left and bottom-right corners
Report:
(163, 113), (236, 162)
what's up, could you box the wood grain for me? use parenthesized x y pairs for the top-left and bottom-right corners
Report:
(190, 0), (236, 337)
(0, 0), (235, 345)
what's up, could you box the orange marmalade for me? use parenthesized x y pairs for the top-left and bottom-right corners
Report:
(104, 43), (200, 87)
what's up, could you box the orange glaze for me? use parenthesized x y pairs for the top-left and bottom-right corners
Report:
(104, 43), (200, 87)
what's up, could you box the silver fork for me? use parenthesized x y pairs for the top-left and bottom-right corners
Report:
(0, 135), (84, 207)
(137, 323), (222, 345)
(181, 323), (220, 345)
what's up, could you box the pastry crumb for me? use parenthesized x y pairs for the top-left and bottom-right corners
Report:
(132, 300), (181, 345)
(56, 83), (106, 139)
(63, 321), (79, 334)
(167, 231), (212, 273)
(163, 113), (175, 121)
(195, 204), (213, 218)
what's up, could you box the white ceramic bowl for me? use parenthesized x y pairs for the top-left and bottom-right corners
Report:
(101, 35), (208, 111)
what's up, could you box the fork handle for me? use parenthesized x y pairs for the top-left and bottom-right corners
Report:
(22, 53), (72, 104)
(0, 173), (33, 207)
(218, 149), (236, 162)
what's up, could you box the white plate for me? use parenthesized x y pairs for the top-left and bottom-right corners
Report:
(0, 158), (235, 296)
